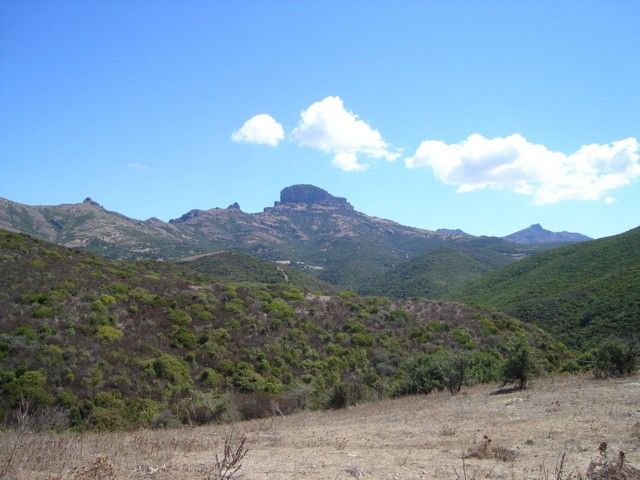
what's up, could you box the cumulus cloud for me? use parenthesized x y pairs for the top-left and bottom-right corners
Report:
(232, 114), (284, 146)
(405, 134), (640, 204)
(291, 96), (399, 172)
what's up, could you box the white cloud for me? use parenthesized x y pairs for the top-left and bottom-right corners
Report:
(405, 134), (640, 205)
(232, 114), (284, 146)
(128, 162), (148, 171)
(291, 96), (399, 172)
(604, 196), (617, 205)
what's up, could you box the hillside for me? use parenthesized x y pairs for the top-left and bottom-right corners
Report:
(0, 230), (569, 431)
(503, 223), (591, 244)
(455, 226), (640, 348)
(177, 250), (335, 292)
(362, 237), (548, 299)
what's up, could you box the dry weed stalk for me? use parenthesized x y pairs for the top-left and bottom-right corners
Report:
(585, 442), (640, 480)
(209, 430), (249, 480)
(537, 444), (579, 480)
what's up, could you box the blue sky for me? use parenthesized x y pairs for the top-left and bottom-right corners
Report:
(1, 1), (639, 238)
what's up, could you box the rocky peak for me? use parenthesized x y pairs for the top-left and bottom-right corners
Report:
(503, 223), (591, 244)
(275, 185), (352, 209)
(227, 202), (241, 211)
(82, 197), (101, 208)
(170, 209), (206, 223)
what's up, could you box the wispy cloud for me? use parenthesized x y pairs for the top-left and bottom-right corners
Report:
(291, 96), (399, 172)
(128, 162), (149, 171)
(405, 134), (640, 204)
(232, 114), (284, 146)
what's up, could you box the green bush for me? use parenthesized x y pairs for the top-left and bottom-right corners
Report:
(199, 368), (224, 389)
(501, 341), (534, 389)
(4, 370), (52, 408)
(451, 328), (476, 349)
(169, 308), (192, 325)
(96, 325), (123, 343)
(394, 351), (450, 395)
(169, 325), (197, 349)
(224, 298), (246, 315)
(327, 380), (369, 409)
(151, 353), (193, 391)
(467, 351), (502, 383)
(265, 299), (294, 319)
(593, 339), (637, 377)
(125, 397), (160, 425)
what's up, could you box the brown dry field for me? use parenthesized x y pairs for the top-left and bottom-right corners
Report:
(1, 373), (639, 479)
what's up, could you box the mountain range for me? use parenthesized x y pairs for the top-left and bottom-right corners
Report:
(0, 185), (585, 292)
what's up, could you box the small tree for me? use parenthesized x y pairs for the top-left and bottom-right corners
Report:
(501, 340), (534, 390)
(593, 339), (637, 377)
(442, 353), (468, 395)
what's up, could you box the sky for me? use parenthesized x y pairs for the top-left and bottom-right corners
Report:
(1, 1), (639, 238)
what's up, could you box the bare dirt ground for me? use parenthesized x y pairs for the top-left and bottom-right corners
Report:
(1, 373), (639, 479)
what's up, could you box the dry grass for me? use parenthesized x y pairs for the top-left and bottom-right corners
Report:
(0, 373), (638, 479)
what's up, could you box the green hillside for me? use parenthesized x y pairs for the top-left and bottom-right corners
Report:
(454, 227), (640, 348)
(362, 237), (548, 299)
(178, 250), (335, 292)
(0, 230), (570, 431)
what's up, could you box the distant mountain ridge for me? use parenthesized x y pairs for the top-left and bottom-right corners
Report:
(0, 185), (466, 289)
(503, 223), (591, 244)
(0, 185), (589, 292)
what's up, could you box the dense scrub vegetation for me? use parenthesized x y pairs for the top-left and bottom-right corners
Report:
(454, 227), (640, 349)
(179, 251), (334, 293)
(0, 230), (571, 431)
(360, 237), (549, 299)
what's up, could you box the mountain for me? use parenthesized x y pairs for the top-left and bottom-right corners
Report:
(362, 236), (549, 299)
(503, 224), (591, 244)
(0, 229), (569, 430)
(0, 186), (570, 293)
(455, 226), (640, 348)
(0, 196), (204, 258)
(0, 186), (468, 288)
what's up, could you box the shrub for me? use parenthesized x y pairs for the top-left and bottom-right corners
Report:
(125, 397), (160, 426)
(178, 393), (231, 425)
(96, 325), (123, 343)
(170, 325), (197, 349)
(32, 305), (56, 319)
(265, 299), (294, 319)
(451, 328), (476, 350)
(501, 341), (534, 389)
(441, 352), (468, 394)
(169, 308), (192, 325)
(327, 380), (369, 409)
(394, 351), (450, 395)
(468, 351), (502, 383)
(224, 298), (246, 315)
(4, 370), (53, 408)
(151, 353), (193, 391)
(199, 368), (224, 389)
(593, 339), (637, 377)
